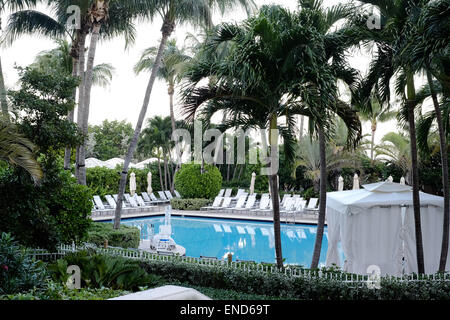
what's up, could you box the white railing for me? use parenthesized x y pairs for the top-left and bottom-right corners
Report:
(29, 243), (450, 284)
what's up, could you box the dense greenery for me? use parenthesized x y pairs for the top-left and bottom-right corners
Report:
(0, 160), (92, 250)
(0, 233), (48, 295)
(86, 223), (140, 249)
(88, 120), (134, 161)
(170, 198), (212, 211)
(139, 258), (450, 300)
(174, 163), (222, 199)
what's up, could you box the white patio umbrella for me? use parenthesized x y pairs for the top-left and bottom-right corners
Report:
(400, 176), (406, 185)
(249, 172), (256, 195)
(147, 171), (153, 194)
(352, 173), (360, 190)
(129, 172), (136, 196)
(338, 176), (344, 191)
(387, 175), (394, 182)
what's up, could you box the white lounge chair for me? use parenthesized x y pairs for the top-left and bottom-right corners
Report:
(224, 188), (233, 198)
(222, 193), (248, 213)
(217, 189), (225, 197)
(208, 197), (232, 211)
(305, 198), (319, 213)
(233, 194), (257, 213)
(251, 197), (271, 215)
(150, 192), (167, 204)
(158, 191), (170, 203)
(201, 196), (224, 210)
(174, 190), (181, 198)
(93, 195), (106, 211)
(164, 190), (174, 200)
(124, 193), (139, 207)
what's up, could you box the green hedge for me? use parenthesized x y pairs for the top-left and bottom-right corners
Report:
(174, 163), (222, 199)
(139, 259), (450, 300)
(86, 223), (140, 249)
(170, 198), (212, 210)
(86, 165), (162, 198)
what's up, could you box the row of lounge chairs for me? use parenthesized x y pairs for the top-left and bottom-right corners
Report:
(202, 192), (319, 217)
(91, 190), (181, 216)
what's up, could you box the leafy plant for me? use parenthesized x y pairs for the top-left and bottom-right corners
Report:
(0, 233), (48, 295)
(170, 198), (212, 210)
(49, 250), (163, 291)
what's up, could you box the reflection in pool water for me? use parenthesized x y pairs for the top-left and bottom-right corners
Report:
(109, 216), (337, 266)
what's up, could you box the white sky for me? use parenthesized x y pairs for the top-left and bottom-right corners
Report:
(1, 0), (421, 144)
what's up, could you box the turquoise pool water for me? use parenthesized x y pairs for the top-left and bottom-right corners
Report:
(109, 215), (332, 266)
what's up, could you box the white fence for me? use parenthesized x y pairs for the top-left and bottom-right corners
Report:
(29, 243), (450, 284)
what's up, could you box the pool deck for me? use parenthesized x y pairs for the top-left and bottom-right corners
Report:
(91, 206), (324, 225)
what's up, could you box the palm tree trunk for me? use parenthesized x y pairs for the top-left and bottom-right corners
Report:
(0, 56), (9, 121)
(169, 84), (176, 133)
(370, 121), (376, 163)
(75, 32), (87, 180)
(158, 157), (163, 191)
(311, 127), (327, 269)
(78, 24), (101, 185)
(299, 115), (304, 141)
(406, 72), (425, 274)
(114, 20), (174, 229)
(269, 115), (283, 269)
(64, 57), (79, 170)
(164, 156), (168, 191)
(427, 70), (449, 272)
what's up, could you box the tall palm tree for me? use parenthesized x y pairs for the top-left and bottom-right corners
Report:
(295, 0), (363, 269)
(180, 5), (360, 268)
(0, 120), (43, 181)
(4, 0), (140, 183)
(134, 39), (191, 134)
(398, 0), (450, 272)
(353, 0), (427, 274)
(113, 0), (257, 229)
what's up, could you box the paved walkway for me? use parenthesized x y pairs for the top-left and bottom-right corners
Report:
(92, 206), (323, 225)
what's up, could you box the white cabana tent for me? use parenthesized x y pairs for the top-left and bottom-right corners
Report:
(325, 181), (448, 276)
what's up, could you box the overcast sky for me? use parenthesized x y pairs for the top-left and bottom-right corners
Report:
(1, 0), (414, 143)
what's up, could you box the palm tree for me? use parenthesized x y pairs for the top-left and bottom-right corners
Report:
(137, 116), (173, 191)
(180, 5), (360, 268)
(353, 0), (427, 274)
(398, 0), (450, 272)
(30, 39), (115, 169)
(357, 91), (397, 162)
(4, 0), (140, 184)
(295, 0), (363, 269)
(0, 120), (43, 181)
(376, 132), (412, 182)
(113, 0), (257, 229)
(134, 39), (191, 134)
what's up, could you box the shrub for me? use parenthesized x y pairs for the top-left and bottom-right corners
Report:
(48, 250), (163, 291)
(139, 259), (450, 300)
(0, 233), (49, 295)
(86, 223), (140, 249)
(0, 159), (92, 249)
(174, 163), (222, 199)
(170, 198), (212, 210)
(0, 281), (130, 300)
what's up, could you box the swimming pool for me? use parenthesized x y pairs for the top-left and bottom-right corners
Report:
(108, 215), (334, 266)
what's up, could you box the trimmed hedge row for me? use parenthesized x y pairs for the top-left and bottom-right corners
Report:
(139, 259), (450, 300)
(86, 223), (140, 249)
(170, 198), (212, 211)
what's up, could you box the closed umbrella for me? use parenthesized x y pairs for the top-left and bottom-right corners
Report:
(249, 172), (256, 195)
(130, 172), (136, 196)
(387, 175), (393, 182)
(338, 176), (344, 191)
(352, 173), (360, 190)
(400, 176), (406, 185)
(147, 171), (153, 194)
